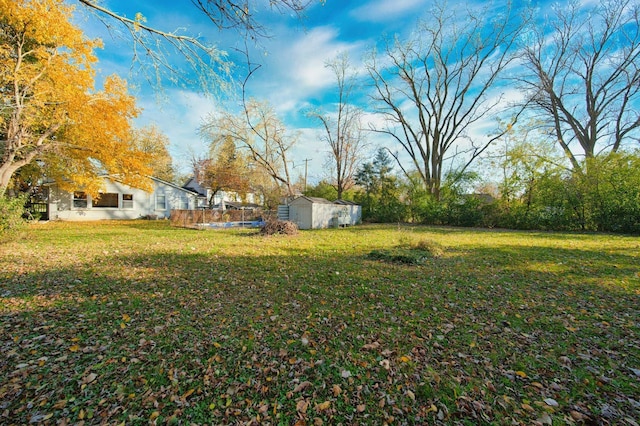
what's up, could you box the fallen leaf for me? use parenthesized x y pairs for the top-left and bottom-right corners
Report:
(521, 403), (535, 412)
(315, 401), (331, 411)
(515, 371), (527, 378)
(361, 342), (380, 351)
(294, 381), (312, 393)
(82, 373), (97, 385)
(356, 404), (366, 413)
(570, 410), (589, 421)
(296, 399), (309, 414)
(332, 384), (341, 396)
(537, 413), (552, 424)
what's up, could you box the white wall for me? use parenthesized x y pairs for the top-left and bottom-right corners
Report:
(48, 178), (197, 221)
(289, 197), (362, 229)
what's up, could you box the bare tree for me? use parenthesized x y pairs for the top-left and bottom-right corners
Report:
(518, 0), (640, 174)
(200, 99), (296, 196)
(76, 0), (318, 92)
(365, 2), (529, 200)
(309, 53), (367, 199)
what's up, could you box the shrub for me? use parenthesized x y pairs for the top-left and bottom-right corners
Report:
(412, 238), (445, 257)
(368, 239), (444, 265)
(0, 194), (27, 242)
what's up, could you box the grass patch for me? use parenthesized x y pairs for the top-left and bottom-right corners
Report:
(1, 221), (638, 425)
(368, 238), (445, 264)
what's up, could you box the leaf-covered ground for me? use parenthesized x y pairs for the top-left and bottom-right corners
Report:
(1, 221), (638, 425)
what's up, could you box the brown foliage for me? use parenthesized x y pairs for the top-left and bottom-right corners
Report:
(260, 218), (298, 235)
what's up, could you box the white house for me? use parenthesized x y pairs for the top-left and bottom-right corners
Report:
(284, 196), (362, 230)
(182, 176), (261, 208)
(46, 176), (199, 221)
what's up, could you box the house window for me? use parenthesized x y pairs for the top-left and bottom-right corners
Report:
(73, 191), (87, 208)
(156, 193), (166, 210)
(179, 195), (189, 210)
(92, 192), (119, 208)
(122, 194), (133, 209)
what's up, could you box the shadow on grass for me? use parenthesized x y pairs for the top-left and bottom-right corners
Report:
(2, 234), (638, 310)
(1, 229), (638, 425)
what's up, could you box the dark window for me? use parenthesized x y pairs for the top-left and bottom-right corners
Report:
(122, 194), (133, 209)
(92, 193), (118, 208)
(73, 191), (87, 208)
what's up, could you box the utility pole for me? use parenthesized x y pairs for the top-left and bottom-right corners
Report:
(303, 158), (311, 193)
(292, 159), (312, 193)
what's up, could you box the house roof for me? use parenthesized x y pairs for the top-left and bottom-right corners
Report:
(181, 177), (207, 197)
(213, 201), (261, 210)
(150, 176), (200, 196)
(43, 175), (200, 196)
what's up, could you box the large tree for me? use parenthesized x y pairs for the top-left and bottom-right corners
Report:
(131, 125), (175, 183)
(197, 135), (251, 207)
(519, 0), (640, 173)
(309, 53), (367, 199)
(0, 0), (152, 196)
(200, 99), (296, 197)
(365, 2), (529, 200)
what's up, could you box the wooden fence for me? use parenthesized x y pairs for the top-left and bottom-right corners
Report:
(170, 209), (270, 228)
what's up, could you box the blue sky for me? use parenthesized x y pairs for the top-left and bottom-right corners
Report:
(75, 0), (533, 183)
(73, 0), (453, 181)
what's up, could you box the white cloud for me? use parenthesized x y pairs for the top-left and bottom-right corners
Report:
(351, 0), (430, 23)
(252, 25), (366, 116)
(134, 89), (218, 174)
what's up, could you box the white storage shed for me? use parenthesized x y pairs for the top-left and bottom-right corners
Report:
(286, 196), (361, 230)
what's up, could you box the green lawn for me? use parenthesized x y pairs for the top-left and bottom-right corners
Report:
(1, 221), (638, 425)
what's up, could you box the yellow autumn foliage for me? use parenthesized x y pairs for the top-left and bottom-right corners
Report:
(0, 0), (152, 196)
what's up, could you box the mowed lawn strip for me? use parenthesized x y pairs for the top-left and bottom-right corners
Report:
(1, 221), (638, 425)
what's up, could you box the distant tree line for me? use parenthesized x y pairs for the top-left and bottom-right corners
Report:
(305, 0), (640, 234)
(305, 146), (640, 234)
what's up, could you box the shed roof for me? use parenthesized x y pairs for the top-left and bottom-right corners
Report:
(290, 196), (334, 205)
(334, 199), (358, 205)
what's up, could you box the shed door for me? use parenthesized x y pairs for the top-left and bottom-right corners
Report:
(292, 205), (312, 229)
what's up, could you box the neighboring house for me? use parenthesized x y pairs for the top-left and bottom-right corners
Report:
(213, 201), (262, 211)
(283, 196), (362, 230)
(182, 176), (261, 209)
(46, 176), (199, 221)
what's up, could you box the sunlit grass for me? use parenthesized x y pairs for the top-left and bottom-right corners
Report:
(1, 221), (638, 425)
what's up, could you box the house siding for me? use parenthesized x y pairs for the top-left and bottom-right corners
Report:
(47, 177), (198, 221)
